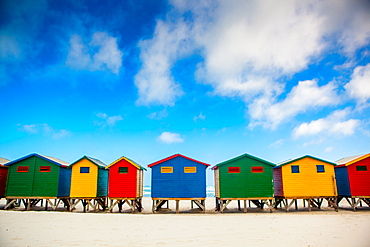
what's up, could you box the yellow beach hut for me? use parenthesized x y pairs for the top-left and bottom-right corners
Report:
(69, 156), (108, 212)
(273, 155), (338, 212)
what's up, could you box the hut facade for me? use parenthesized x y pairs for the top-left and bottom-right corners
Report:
(212, 153), (275, 212)
(273, 155), (338, 211)
(0, 158), (10, 198)
(148, 154), (210, 213)
(69, 156), (108, 212)
(106, 156), (146, 212)
(4, 153), (70, 210)
(335, 153), (370, 210)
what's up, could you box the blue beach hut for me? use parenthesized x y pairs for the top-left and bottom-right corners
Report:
(148, 154), (210, 213)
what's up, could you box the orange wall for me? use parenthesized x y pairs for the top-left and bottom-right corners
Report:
(282, 157), (337, 197)
(70, 159), (98, 197)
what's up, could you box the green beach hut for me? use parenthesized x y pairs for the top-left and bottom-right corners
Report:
(4, 153), (71, 210)
(212, 153), (275, 212)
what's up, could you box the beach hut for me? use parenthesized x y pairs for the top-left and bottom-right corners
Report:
(273, 155), (338, 211)
(212, 153), (275, 213)
(105, 156), (146, 213)
(69, 156), (108, 212)
(4, 153), (71, 210)
(335, 153), (370, 211)
(148, 154), (210, 213)
(0, 158), (10, 198)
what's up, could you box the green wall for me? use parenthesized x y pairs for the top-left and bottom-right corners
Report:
(6, 156), (60, 197)
(218, 155), (274, 198)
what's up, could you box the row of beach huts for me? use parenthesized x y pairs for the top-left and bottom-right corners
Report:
(0, 153), (369, 213)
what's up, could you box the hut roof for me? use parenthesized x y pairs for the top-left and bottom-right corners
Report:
(0, 157), (10, 166)
(70, 156), (107, 168)
(336, 153), (370, 166)
(4, 153), (69, 167)
(274, 155), (336, 168)
(106, 156), (147, 170)
(212, 153), (275, 170)
(148, 154), (210, 168)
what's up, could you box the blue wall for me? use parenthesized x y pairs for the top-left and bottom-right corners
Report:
(335, 166), (351, 196)
(151, 156), (207, 198)
(97, 168), (109, 197)
(58, 167), (71, 197)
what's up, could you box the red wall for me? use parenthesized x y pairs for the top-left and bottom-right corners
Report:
(273, 167), (284, 197)
(0, 167), (8, 197)
(348, 156), (370, 196)
(108, 159), (138, 198)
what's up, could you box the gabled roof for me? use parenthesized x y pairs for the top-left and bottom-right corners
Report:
(4, 153), (69, 167)
(274, 155), (336, 168)
(106, 156), (147, 170)
(0, 158), (10, 166)
(148, 154), (210, 168)
(70, 156), (107, 168)
(336, 153), (370, 166)
(212, 153), (275, 170)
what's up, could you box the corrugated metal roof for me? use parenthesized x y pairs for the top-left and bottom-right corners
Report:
(106, 156), (146, 170)
(85, 156), (107, 168)
(212, 153), (275, 169)
(40, 155), (70, 167)
(335, 155), (364, 165)
(148, 154), (210, 167)
(0, 157), (10, 165)
(275, 155), (336, 168)
(4, 153), (69, 167)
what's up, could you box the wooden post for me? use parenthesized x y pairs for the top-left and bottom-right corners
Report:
(176, 200), (180, 214)
(45, 200), (48, 210)
(238, 200), (241, 211)
(308, 199), (311, 212)
(294, 199), (298, 210)
(244, 200), (247, 213)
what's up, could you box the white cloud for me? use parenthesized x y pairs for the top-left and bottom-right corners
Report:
(344, 63), (370, 106)
(95, 113), (123, 127)
(325, 147), (334, 152)
(269, 139), (284, 148)
(249, 79), (340, 129)
(292, 108), (361, 139)
(193, 112), (206, 122)
(18, 123), (71, 139)
(135, 0), (370, 129)
(66, 32), (123, 74)
(147, 109), (168, 120)
(134, 20), (192, 106)
(158, 132), (184, 144)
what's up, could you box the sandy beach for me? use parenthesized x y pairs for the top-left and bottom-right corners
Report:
(0, 198), (370, 246)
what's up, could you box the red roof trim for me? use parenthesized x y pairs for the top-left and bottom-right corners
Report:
(148, 154), (210, 167)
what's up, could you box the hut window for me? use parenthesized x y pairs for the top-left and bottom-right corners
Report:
(39, 166), (51, 172)
(17, 166), (29, 172)
(356, 166), (367, 171)
(228, 167), (240, 173)
(316, 165), (325, 173)
(161, 167), (173, 173)
(252, 167), (264, 173)
(291, 165), (300, 173)
(80, 167), (90, 173)
(184, 167), (196, 173)
(118, 167), (128, 173)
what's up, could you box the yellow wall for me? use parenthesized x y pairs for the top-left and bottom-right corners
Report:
(282, 157), (337, 197)
(70, 158), (98, 197)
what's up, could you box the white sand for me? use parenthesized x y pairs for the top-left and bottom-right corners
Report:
(0, 198), (370, 246)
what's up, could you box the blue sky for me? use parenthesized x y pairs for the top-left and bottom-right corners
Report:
(1, 0), (370, 186)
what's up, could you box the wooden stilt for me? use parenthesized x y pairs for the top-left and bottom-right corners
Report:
(244, 200), (247, 213)
(237, 200), (241, 211)
(176, 200), (180, 214)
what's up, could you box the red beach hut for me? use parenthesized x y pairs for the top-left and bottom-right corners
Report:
(335, 153), (370, 210)
(0, 158), (10, 198)
(105, 156), (146, 212)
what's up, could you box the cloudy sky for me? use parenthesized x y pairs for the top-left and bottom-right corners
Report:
(1, 0), (370, 185)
